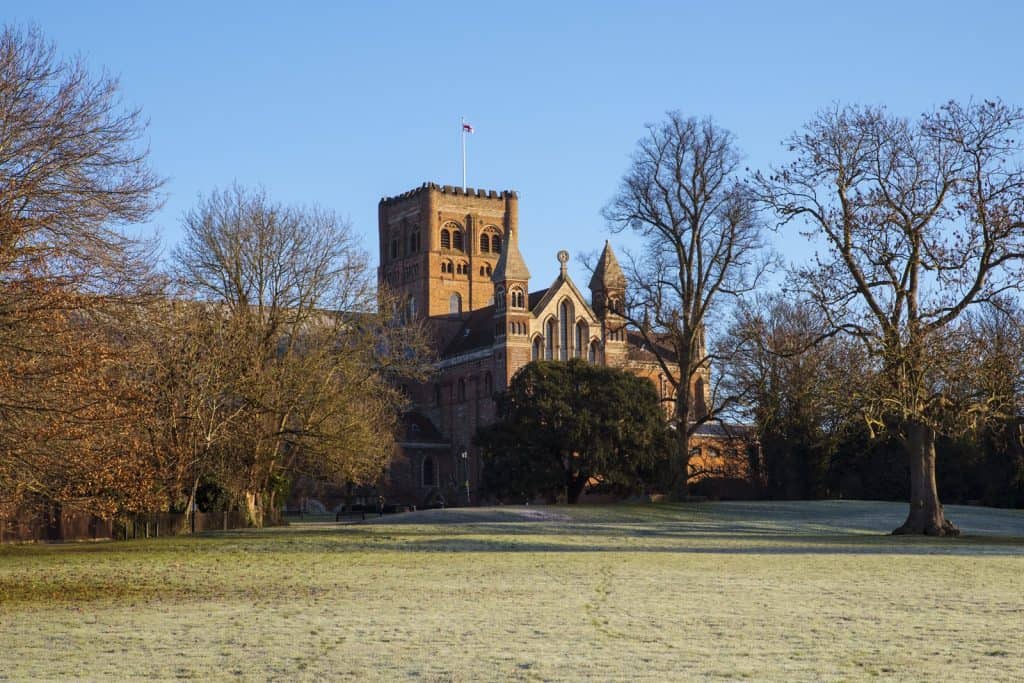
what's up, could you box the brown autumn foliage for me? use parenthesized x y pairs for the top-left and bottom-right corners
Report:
(0, 24), (164, 518)
(169, 186), (433, 525)
(1, 26), (431, 526)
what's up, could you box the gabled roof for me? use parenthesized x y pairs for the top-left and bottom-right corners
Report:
(528, 288), (549, 310)
(530, 271), (598, 320)
(692, 421), (755, 439)
(399, 411), (448, 444)
(588, 240), (626, 291)
(441, 305), (496, 358)
(625, 331), (679, 363)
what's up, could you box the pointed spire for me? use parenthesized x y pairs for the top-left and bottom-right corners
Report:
(492, 226), (531, 282)
(588, 240), (626, 291)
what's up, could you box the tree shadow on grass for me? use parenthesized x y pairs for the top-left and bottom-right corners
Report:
(6, 502), (1022, 559)
(171, 518), (1024, 557)
(391, 533), (1024, 556)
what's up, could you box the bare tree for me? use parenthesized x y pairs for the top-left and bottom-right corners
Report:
(757, 100), (1024, 535)
(603, 112), (769, 496)
(0, 24), (163, 516)
(172, 186), (431, 525)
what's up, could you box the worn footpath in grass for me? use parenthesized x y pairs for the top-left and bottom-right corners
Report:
(1, 500), (1022, 681)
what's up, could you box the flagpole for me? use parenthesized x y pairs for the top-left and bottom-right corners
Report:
(461, 117), (467, 191)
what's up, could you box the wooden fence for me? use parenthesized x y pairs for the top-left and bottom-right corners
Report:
(0, 508), (274, 544)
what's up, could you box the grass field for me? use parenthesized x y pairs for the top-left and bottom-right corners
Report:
(1, 500), (1022, 681)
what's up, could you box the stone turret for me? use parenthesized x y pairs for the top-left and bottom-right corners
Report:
(588, 240), (626, 318)
(491, 216), (530, 283)
(491, 205), (531, 354)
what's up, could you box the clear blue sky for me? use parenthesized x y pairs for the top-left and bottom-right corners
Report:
(11, 1), (1022, 286)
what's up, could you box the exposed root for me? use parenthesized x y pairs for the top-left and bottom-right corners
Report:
(892, 518), (961, 537)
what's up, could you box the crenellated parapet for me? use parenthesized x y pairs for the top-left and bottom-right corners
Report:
(380, 182), (517, 206)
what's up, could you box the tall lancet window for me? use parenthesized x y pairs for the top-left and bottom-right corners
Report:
(576, 321), (587, 359)
(559, 300), (574, 360)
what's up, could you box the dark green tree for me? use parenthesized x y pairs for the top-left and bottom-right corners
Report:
(477, 359), (670, 504)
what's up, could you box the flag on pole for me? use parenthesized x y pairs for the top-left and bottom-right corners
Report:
(461, 118), (474, 190)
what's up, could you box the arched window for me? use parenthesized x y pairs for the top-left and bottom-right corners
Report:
(491, 234), (502, 254)
(532, 336), (543, 361)
(495, 288), (505, 311)
(409, 231), (420, 254)
(480, 233), (490, 253)
(545, 319), (556, 360)
(485, 264), (492, 276)
(390, 239), (399, 260)
(457, 378), (466, 402)
(576, 321), (587, 358)
(589, 340), (599, 363)
(422, 457), (435, 487)
(453, 230), (464, 252)
(559, 301), (573, 360)
(510, 287), (524, 309)
(441, 229), (451, 250)
(480, 266), (486, 276)
(450, 293), (462, 315)
(484, 372), (493, 397)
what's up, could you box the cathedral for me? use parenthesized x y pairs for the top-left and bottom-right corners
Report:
(377, 182), (741, 506)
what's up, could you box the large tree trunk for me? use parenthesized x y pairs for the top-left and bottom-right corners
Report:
(893, 422), (960, 536)
(673, 422), (692, 501)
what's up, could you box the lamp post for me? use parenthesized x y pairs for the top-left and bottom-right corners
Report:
(460, 449), (470, 505)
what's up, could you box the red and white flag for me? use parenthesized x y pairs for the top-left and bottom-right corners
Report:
(462, 122), (474, 134)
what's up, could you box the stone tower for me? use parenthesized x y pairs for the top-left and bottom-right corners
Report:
(589, 240), (628, 365)
(378, 182), (519, 347)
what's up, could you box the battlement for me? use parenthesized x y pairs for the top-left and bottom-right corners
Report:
(380, 182), (517, 206)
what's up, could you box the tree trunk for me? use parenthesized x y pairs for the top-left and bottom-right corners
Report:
(893, 422), (960, 536)
(243, 490), (264, 528)
(184, 475), (199, 531)
(673, 421), (692, 501)
(566, 475), (588, 504)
